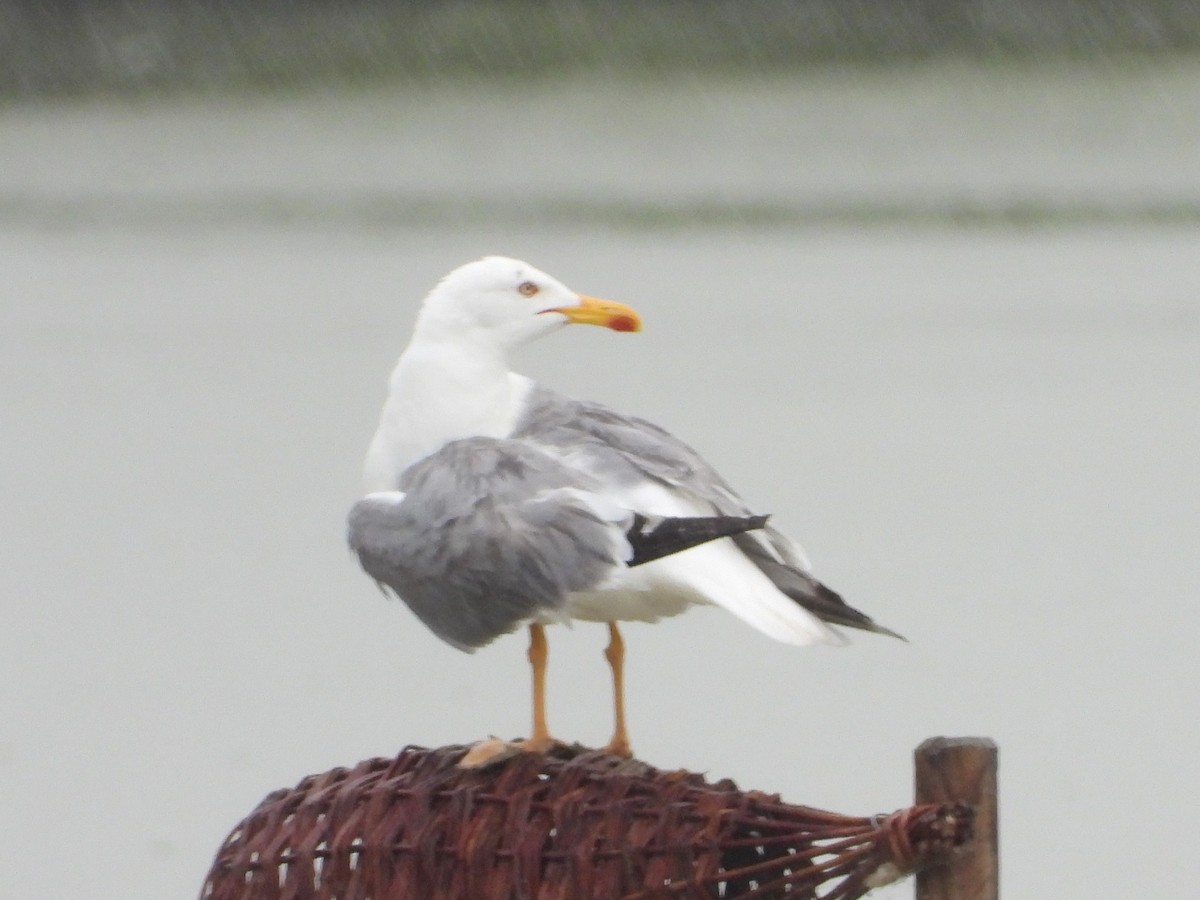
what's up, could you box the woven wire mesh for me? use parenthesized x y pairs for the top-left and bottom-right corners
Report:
(201, 744), (971, 899)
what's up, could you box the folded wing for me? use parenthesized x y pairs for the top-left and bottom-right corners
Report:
(513, 385), (902, 641)
(347, 436), (777, 651)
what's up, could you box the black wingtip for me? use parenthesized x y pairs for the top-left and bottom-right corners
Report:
(790, 574), (906, 640)
(626, 512), (770, 568)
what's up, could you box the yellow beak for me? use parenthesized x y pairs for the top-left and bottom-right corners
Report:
(543, 295), (643, 333)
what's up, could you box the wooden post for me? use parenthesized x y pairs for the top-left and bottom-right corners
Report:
(914, 737), (998, 900)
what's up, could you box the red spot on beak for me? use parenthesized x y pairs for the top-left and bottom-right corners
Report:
(609, 315), (638, 333)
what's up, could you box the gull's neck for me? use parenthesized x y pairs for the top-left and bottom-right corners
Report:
(363, 331), (532, 491)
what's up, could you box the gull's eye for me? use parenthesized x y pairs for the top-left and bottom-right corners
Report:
(517, 280), (539, 297)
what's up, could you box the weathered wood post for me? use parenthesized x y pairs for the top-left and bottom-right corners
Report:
(914, 737), (999, 900)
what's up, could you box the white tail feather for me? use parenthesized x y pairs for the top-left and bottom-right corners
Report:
(638, 539), (841, 646)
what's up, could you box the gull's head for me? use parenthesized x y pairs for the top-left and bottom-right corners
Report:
(415, 256), (642, 350)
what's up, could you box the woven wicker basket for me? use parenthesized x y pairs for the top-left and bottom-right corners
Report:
(202, 744), (970, 899)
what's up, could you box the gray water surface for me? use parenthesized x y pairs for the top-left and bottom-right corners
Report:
(2, 63), (1198, 898)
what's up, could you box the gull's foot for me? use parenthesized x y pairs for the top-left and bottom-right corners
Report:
(458, 737), (519, 768)
(458, 734), (566, 768)
(600, 736), (633, 759)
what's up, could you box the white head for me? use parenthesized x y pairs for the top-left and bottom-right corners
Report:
(413, 256), (641, 351)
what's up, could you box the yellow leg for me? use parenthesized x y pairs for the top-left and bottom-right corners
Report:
(458, 623), (559, 767)
(524, 623), (555, 752)
(602, 622), (633, 757)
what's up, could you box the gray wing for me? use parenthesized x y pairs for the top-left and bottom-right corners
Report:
(513, 384), (749, 512)
(513, 385), (902, 639)
(348, 437), (631, 651)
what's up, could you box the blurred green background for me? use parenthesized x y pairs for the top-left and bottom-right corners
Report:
(5, 0), (1200, 98)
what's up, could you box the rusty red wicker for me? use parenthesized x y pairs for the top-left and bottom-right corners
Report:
(201, 744), (971, 899)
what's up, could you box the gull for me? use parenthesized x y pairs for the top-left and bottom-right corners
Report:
(348, 256), (900, 760)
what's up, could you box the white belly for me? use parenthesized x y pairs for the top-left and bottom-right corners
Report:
(562, 564), (708, 624)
